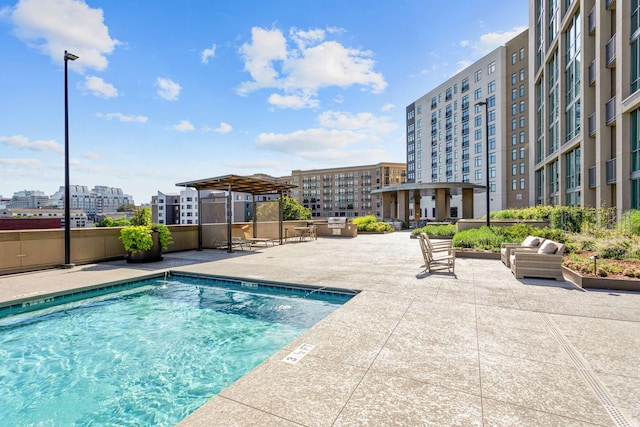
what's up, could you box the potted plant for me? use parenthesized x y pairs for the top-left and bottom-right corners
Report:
(119, 207), (172, 263)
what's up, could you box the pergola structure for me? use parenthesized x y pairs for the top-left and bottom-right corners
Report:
(371, 182), (486, 223)
(176, 174), (297, 252)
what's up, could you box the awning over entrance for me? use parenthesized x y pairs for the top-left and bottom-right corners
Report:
(176, 174), (298, 251)
(371, 182), (485, 222)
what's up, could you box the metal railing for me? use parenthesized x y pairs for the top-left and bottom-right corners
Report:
(588, 114), (596, 137)
(588, 166), (596, 188)
(588, 60), (596, 86)
(606, 97), (616, 125)
(606, 158), (617, 184)
(606, 34), (616, 67)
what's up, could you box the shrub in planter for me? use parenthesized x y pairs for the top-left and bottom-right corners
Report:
(119, 207), (173, 255)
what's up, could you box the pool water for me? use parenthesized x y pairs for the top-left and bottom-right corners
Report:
(0, 275), (351, 426)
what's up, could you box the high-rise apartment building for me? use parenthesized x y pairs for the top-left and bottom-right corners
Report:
(530, 0), (639, 214)
(51, 185), (134, 220)
(291, 163), (406, 219)
(406, 30), (529, 220)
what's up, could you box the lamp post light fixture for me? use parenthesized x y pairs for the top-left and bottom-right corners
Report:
(475, 99), (491, 228)
(63, 50), (78, 268)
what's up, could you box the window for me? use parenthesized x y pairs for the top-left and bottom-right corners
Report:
(520, 162), (525, 174)
(512, 73), (517, 85)
(417, 105), (422, 114)
(489, 138), (495, 150)
(512, 179), (517, 190)
(519, 84), (525, 97)
(475, 115), (482, 127)
(520, 100), (525, 113)
(565, 12), (582, 141)
(519, 48), (525, 60)
(489, 166), (496, 177)
(475, 129), (482, 140)
(512, 52), (517, 64)
(512, 104), (517, 115)
(475, 170), (483, 180)
(512, 119), (518, 130)
(474, 69), (482, 82)
(520, 116), (525, 128)
(512, 134), (517, 145)
(488, 80), (496, 93)
(475, 156), (482, 167)
(512, 149), (517, 160)
(488, 110), (495, 122)
(488, 61), (496, 74)
(512, 88), (517, 100)
(475, 142), (482, 153)
(520, 147), (525, 158)
(474, 88), (482, 100)
(520, 68), (525, 81)
(512, 164), (517, 175)
(520, 131), (525, 143)
(462, 77), (469, 92)
(633, 1), (640, 93)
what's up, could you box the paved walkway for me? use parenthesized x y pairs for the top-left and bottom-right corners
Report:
(1, 231), (639, 426)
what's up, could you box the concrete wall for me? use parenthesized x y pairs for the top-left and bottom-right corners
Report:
(0, 221), (335, 276)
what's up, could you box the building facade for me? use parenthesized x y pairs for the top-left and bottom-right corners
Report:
(290, 163), (407, 219)
(50, 185), (134, 220)
(530, 0), (639, 215)
(0, 208), (89, 228)
(406, 30), (529, 220)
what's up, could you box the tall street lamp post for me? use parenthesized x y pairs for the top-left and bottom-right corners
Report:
(63, 50), (78, 268)
(475, 99), (491, 227)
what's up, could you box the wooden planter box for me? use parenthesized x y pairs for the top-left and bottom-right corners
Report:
(562, 266), (640, 291)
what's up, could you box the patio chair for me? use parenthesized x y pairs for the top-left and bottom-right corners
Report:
(241, 225), (277, 247)
(419, 233), (452, 251)
(500, 235), (544, 267)
(419, 234), (455, 273)
(510, 240), (565, 281)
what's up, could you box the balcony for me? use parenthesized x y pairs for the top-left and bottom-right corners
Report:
(605, 97), (616, 125)
(588, 7), (596, 35)
(588, 114), (596, 137)
(606, 158), (617, 184)
(588, 166), (596, 188)
(606, 35), (616, 67)
(588, 60), (596, 86)
(431, 102), (437, 110)
(446, 109), (452, 118)
(461, 83), (469, 93)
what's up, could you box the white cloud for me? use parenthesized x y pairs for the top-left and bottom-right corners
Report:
(82, 76), (118, 98)
(157, 77), (182, 101)
(0, 135), (63, 153)
(268, 93), (319, 109)
(9, 0), (119, 72)
(255, 110), (397, 161)
(203, 122), (232, 134)
(0, 158), (43, 168)
(237, 26), (386, 108)
(462, 26), (527, 56)
(201, 43), (216, 64)
(317, 110), (398, 134)
(172, 120), (194, 132)
(96, 112), (148, 122)
(83, 151), (101, 159)
(381, 103), (395, 112)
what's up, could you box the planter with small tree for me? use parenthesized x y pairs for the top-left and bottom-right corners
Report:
(119, 207), (172, 263)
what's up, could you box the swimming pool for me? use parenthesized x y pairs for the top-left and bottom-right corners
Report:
(0, 273), (355, 426)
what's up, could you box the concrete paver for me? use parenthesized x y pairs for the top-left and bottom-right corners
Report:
(1, 231), (639, 426)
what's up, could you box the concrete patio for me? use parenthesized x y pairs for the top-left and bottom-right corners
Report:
(0, 231), (638, 426)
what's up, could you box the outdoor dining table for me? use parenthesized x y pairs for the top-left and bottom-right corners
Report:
(293, 226), (317, 242)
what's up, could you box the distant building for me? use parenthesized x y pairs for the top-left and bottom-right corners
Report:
(50, 185), (134, 220)
(290, 163), (407, 219)
(0, 208), (89, 228)
(7, 190), (52, 209)
(406, 29), (529, 220)
(151, 188), (199, 225)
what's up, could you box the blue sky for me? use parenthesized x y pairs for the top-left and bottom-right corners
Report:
(0, 0), (528, 203)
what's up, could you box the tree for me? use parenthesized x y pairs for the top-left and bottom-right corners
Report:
(117, 204), (136, 212)
(255, 196), (311, 221)
(96, 217), (131, 227)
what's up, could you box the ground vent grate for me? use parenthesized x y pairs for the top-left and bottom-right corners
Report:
(540, 313), (633, 427)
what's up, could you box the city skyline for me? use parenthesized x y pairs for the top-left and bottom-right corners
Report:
(0, 0), (527, 203)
